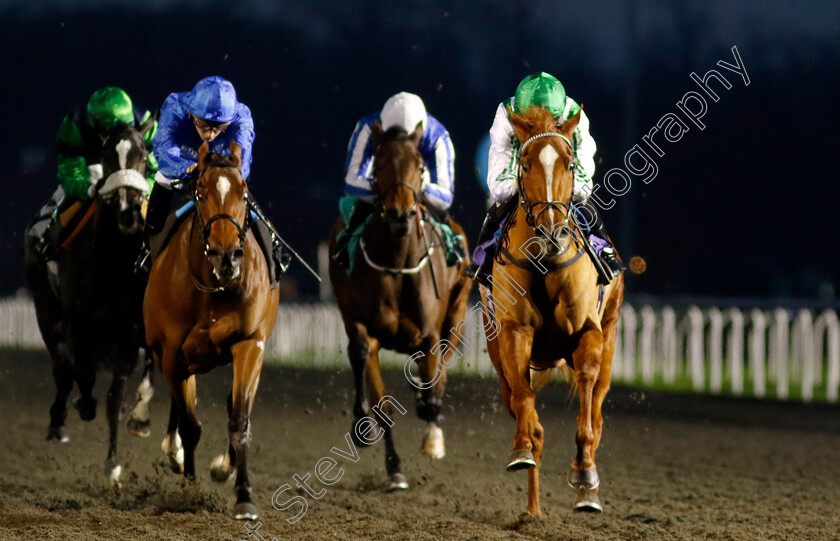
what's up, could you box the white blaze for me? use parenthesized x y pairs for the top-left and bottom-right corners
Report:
(217, 175), (231, 205)
(539, 145), (559, 202)
(116, 139), (131, 170)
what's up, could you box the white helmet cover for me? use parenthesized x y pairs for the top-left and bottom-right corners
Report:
(380, 92), (427, 133)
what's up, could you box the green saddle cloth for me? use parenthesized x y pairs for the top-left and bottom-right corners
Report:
(337, 196), (463, 274)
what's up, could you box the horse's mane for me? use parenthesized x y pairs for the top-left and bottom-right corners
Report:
(380, 126), (413, 144)
(203, 152), (239, 170)
(517, 106), (559, 135)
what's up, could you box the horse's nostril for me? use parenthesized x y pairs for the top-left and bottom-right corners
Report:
(232, 248), (244, 261)
(207, 249), (220, 259)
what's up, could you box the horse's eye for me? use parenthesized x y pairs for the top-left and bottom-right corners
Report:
(521, 162), (529, 173)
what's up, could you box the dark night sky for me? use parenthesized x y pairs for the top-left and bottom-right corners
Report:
(1, 0), (838, 301)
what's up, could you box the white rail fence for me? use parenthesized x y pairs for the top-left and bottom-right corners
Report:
(2, 297), (838, 402)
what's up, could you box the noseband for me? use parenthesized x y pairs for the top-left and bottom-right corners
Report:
(517, 132), (576, 229)
(192, 176), (252, 257)
(370, 175), (421, 219)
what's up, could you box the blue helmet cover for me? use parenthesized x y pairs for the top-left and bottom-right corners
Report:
(188, 76), (238, 123)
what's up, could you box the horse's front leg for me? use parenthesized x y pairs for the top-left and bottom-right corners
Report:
(127, 349), (154, 438)
(363, 338), (408, 491)
(47, 340), (73, 442)
(569, 327), (606, 512)
(227, 339), (265, 520)
(347, 324), (372, 429)
(498, 321), (543, 516)
(210, 391), (236, 483)
(104, 362), (132, 487)
(414, 335), (446, 460)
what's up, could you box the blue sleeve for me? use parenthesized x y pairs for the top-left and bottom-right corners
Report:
(153, 93), (195, 180)
(230, 102), (255, 180)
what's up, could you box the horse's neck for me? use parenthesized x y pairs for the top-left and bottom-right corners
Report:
(365, 216), (427, 266)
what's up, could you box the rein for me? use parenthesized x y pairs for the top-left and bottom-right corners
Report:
(188, 171), (253, 293)
(501, 130), (586, 273)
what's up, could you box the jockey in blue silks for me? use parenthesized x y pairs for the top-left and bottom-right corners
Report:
(137, 76), (268, 272)
(332, 92), (460, 266)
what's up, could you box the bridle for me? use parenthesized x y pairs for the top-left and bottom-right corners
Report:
(517, 131), (576, 229)
(189, 168), (252, 292)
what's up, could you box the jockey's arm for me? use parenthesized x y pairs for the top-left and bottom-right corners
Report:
(153, 93), (198, 183)
(421, 131), (454, 211)
(485, 101), (518, 204)
(230, 102), (255, 180)
(56, 114), (101, 200)
(342, 119), (376, 203)
(565, 98), (596, 202)
(136, 109), (160, 185)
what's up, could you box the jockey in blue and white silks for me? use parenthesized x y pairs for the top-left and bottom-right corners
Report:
(333, 92), (458, 266)
(137, 76), (264, 272)
(343, 92), (455, 211)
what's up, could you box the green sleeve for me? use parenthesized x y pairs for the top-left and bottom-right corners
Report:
(58, 155), (93, 199)
(139, 110), (159, 185)
(56, 115), (93, 199)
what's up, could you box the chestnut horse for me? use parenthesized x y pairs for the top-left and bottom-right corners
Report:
(482, 106), (624, 515)
(23, 119), (156, 486)
(144, 141), (279, 520)
(328, 122), (471, 490)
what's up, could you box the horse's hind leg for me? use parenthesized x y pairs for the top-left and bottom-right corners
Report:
(569, 327), (606, 513)
(72, 356), (98, 422)
(210, 391), (236, 483)
(227, 339), (266, 520)
(127, 349), (154, 438)
(363, 339), (408, 491)
(174, 374), (201, 478)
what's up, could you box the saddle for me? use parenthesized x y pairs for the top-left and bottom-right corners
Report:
(150, 202), (286, 289)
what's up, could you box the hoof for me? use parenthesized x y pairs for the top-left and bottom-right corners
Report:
(73, 396), (97, 421)
(45, 426), (69, 443)
(573, 488), (603, 512)
(161, 433), (184, 474)
(105, 464), (122, 488)
(209, 454), (235, 483)
(420, 424), (445, 459)
(506, 449), (536, 471)
(233, 501), (259, 521)
(568, 467), (600, 490)
(387, 473), (409, 491)
(126, 416), (151, 438)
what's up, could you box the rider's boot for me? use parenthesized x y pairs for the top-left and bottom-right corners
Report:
(135, 183), (173, 273)
(422, 203), (466, 264)
(332, 200), (374, 268)
(574, 200), (626, 283)
(245, 192), (291, 282)
(463, 195), (518, 288)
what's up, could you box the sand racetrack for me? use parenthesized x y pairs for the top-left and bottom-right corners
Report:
(1, 349), (839, 541)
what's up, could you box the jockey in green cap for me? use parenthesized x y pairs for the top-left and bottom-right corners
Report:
(464, 72), (625, 286)
(29, 87), (158, 257)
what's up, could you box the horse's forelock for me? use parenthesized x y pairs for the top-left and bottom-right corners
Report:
(380, 126), (411, 144)
(518, 106), (558, 135)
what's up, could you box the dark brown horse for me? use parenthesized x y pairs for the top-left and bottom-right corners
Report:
(143, 141), (279, 520)
(482, 106), (624, 515)
(328, 122), (472, 490)
(23, 118), (156, 486)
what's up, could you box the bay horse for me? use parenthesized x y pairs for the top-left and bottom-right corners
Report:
(23, 118), (156, 486)
(144, 141), (279, 520)
(328, 122), (471, 490)
(482, 106), (624, 515)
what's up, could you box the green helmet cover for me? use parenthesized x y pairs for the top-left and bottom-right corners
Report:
(87, 87), (134, 130)
(514, 72), (566, 117)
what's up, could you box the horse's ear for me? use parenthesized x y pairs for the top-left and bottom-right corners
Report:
(229, 140), (242, 169)
(198, 142), (210, 170)
(561, 105), (582, 137)
(371, 120), (384, 147)
(506, 104), (534, 143)
(409, 121), (423, 147)
(139, 112), (157, 137)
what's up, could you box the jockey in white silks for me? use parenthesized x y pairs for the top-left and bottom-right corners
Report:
(464, 72), (625, 286)
(332, 92), (462, 266)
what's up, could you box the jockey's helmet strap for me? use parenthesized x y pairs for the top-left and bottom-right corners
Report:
(519, 132), (573, 157)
